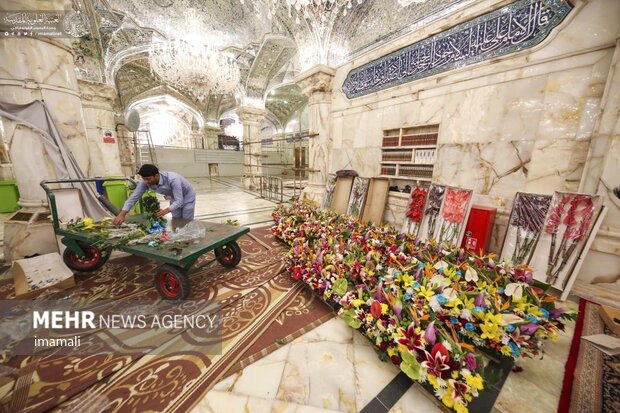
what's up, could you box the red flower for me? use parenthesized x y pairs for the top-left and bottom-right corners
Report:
(562, 195), (594, 242)
(370, 301), (382, 318)
(544, 194), (571, 234)
(395, 324), (425, 351)
(390, 355), (402, 365)
(406, 188), (428, 222)
(442, 188), (471, 223)
(422, 343), (451, 377)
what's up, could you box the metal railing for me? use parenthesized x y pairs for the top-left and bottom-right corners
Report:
(258, 176), (283, 203)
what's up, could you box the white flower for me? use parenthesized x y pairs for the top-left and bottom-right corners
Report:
(501, 313), (523, 324)
(442, 288), (458, 302)
(505, 283), (524, 300)
(465, 267), (478, 282)
(433, 260), (449, 271)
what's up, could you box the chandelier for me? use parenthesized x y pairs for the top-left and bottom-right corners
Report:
(148, 9), (240, 99)
(241, 0), (364, 23)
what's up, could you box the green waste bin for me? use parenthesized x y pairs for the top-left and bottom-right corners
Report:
(0, 180), (20, 213)
(102, 179), (128, 212)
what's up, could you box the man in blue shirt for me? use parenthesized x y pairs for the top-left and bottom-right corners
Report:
(112, 164), (196, 225)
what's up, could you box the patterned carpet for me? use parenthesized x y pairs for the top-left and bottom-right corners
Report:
(565, 300), (620, 413)
(0, 226), (334, 413)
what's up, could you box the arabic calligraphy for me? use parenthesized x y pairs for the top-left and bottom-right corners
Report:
(1, 10), (88, 38)
(342, 0), (573, 99)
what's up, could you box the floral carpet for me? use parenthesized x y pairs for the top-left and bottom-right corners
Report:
(564, 299), (620, 413)
(0, 226), (333, 413)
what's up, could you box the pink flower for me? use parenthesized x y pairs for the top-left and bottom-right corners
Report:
(425, 321), (437, 346)
(464, 353), (477, 371)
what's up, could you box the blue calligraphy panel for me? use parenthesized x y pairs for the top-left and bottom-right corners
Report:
(342, 0), (573, 99)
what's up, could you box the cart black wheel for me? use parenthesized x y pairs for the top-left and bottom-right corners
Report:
(63, 242), (111, 272)
(155, 265), (190, 301)
(215, 241), (242, 268)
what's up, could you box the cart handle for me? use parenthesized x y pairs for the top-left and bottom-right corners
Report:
(40, 177), (137, 230)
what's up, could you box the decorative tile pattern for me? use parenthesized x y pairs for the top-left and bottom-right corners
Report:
(342, 0), (573, 99)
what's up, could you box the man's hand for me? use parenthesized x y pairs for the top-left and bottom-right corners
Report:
(155, 207), (171, 218)
(113, 210), (128, 225)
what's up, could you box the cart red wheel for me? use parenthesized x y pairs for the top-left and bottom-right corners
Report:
(155, 265), (190, 301)
(63, 242), (111, 272)
(215, 241), (242, 268)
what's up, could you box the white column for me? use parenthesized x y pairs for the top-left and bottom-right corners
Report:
(237, 106), (266, 190)
(577, 39), (620, 284)
(79, 80), (123, 177)
(1, 0), (92, 261)
(295, 64), (335, 202)
(203, 124), (222, 149)
(0, 0), (93, 212)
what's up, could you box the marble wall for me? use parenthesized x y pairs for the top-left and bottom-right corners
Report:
(79, 80), (123, 177)
(330, 0), (620, 284)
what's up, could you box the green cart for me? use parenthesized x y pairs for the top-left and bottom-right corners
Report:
(41, 178), (249, 301)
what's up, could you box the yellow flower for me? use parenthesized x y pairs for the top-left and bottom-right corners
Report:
(480, 322), (500, 341)
(353, 299), (364, 308)
(454, 403), (469, 413)
(442, 393), (455, 408)
(82, 217), (94, 229)
(417, 285), (435, 301)
(380, 303), (389, 315)
(387, 347), (398, 358)
(513, 297), (530, 313)
(428, 374), (439, 389)
(529, 306), (544, 317)
(451, 370), (459, 379)
(444, 266), (457, 280)
(484, 312), (505, 327)
(464, 373), (484, 391)
(462, 296), (475, 310)
(401, 273), (414, 288)
(500, 345), (512, 356)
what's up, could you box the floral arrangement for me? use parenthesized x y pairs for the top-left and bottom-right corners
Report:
(404, 187), (428, 235)
(346, 177), (369, 218)
(437, 188), (472, 245)
(543, 193), (596, 286)
(141, 194), (167, 234)
(66, 217), (146, 250)
(504, 193), (552, 265)
(65, 195), (168, 250)
(422, 184), (446, 240)
(272, 201), (575, 413)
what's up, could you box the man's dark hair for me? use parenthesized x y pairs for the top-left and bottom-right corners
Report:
(138, 164), (159, 177)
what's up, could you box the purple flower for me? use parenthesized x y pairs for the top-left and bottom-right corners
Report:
(414, 269), (422, 281)
(520, 323), (539, 335)
(549, 308), (565, 320)
(464, 353), (477, 371)
(475, 293), (486, 308)
(524, 271), (533, 284)
(425, 321), (437, 346)
(375, 284), (386, 303)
